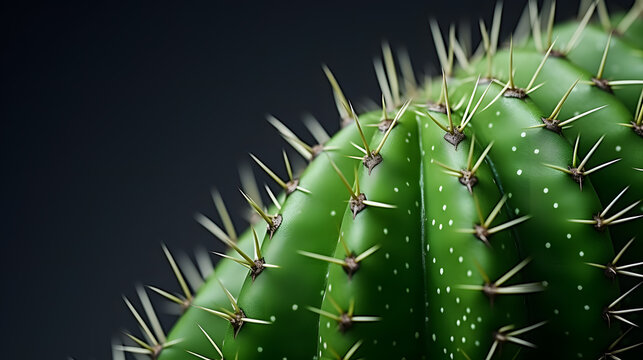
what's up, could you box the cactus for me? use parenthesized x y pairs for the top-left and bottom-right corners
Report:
(113, 1), (643, 359)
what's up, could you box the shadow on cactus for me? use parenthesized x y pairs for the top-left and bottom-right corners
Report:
(112, 1), (643, 359)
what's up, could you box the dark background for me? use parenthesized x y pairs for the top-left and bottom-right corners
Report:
(0, 0), (634, 358)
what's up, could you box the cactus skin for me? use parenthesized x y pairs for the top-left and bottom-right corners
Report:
(451, 80), (621, 358)
(116, 3), (643, 360)
(420, 111), (529, 359)
(315, 109), (427, 359)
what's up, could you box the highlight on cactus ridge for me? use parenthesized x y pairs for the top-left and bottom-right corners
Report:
(111, 1), (643, 359)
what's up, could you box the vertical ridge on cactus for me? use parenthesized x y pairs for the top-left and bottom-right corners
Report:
(113, 1), (643, 359)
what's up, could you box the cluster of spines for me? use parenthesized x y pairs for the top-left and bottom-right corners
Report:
(110, 1), (643, 360)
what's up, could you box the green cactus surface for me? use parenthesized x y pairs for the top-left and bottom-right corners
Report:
(114, 2), (643, 359)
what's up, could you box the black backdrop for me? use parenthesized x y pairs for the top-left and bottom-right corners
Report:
(0, 0), (634, 358)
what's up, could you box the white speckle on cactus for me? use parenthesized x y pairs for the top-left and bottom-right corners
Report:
(534, 148), (540, 154)
(471, 324), (476, 330)
(488, 123), (493, 128)
(394, 187), (399, 192)
(449, 247), (453, 253)
(577, 285), (583, 291)
(442, 204), (447, 211)
(377, 285), (382, 292)
(437, 288), (440, 294)
(385, 252), (390, 259)
(458, 256), (463, 263)
(554, 309), (559, 315)
(579, 251), (584, 257)
(440, 307), (444, 313)
(455, 297), (460, 304)
(383, 228), (388, 234)
(406, 287), (410, 293)
(584, 305), (590, 311)
(439, 267), (444, 275)
(567, 233), (572, 239)
(520, 131), (526, 137)
(405, 262), (410, 269)
(432, 333), (437, 341)
(330, 210), (336, 216)
(511, 146), (516, 151)
(393, 269), (398, 275)
(439, 224), (443, 230)
(553, 202), (558, 208)
(543, 187), (549, 193)
(270, 315), (276, 322)
(291, 304), (298, 311)
(515, 208), (520, 215)
(426, 244), (430, 252)
(545, 242), (551, 248)
(446, 286), (450, 293)
(438, 185), (443, 192)
(257, 347), (263, 353)
(516, 169), (523, 175)
(462, 337), (466, 343)
(615, 145), (621, 152)
(448, 219), (453, 226)
(432, 219), (436, 225)
(467, 270), (472, 277)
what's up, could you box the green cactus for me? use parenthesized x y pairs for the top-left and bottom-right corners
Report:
(113, 2), (643, 359)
